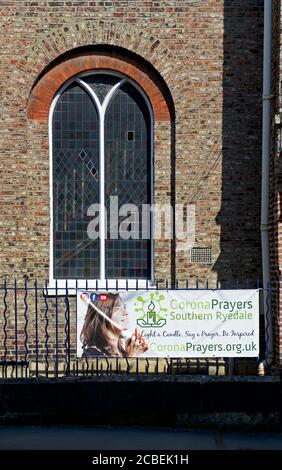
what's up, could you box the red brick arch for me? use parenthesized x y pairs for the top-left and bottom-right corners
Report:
(27, 54), (172, 122)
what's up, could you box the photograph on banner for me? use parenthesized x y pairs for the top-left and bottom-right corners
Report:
(77, 289), (260, 358)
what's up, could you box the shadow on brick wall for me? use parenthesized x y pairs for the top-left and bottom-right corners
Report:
(213, 0), (264, 285)
(268, 0), (281, 364)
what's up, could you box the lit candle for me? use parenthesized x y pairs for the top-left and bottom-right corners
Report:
(147, 300), (156, 325)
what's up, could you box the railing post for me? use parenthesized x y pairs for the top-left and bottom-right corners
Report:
(264, 281), (271, 372)
(64, 279), (70, 375)
(3, 279), (8, 378)
(34, 279), (39, 378)
(24, 278), (29, 377)
(55, 279), (59, 377)
(44, 280), (49, 377)
(14, 279), (18, 378)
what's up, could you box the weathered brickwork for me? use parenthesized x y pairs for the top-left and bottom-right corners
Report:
(27, 54), (172, 121)
(0, 0), (264, 289)
(270, 0), (282, 368)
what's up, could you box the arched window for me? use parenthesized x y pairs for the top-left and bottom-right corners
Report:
(51, 72), (152, 281)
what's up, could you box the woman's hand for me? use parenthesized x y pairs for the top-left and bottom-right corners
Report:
(125, 328), (149, 356)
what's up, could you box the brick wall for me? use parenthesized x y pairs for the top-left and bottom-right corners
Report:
(270, 0), (282, 368)
(0, 0), (264, 287)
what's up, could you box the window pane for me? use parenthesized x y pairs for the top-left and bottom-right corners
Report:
(53, 83), (100, 279)
(105, 82), (151, 279)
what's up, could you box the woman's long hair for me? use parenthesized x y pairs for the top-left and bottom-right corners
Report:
(80, 293), (126, 356)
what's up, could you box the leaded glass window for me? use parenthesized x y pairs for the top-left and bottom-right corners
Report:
(105, 83), (151, 278)
(53, 83), (100, 279)
(52, 72), (152, 280)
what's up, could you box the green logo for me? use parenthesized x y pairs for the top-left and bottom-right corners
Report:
(135, 292), (167, 328)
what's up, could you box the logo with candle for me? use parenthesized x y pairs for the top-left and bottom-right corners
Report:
(135, 292), (167, 328)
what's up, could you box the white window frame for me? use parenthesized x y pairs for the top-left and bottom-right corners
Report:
(48, 70), (154, 292)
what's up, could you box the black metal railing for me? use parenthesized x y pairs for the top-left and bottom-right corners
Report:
(0, 278), (272, 379)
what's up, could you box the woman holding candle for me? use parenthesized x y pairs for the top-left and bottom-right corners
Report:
(80, 292), (149, 357)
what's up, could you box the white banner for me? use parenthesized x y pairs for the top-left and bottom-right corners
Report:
(77, 289), (260, 358)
